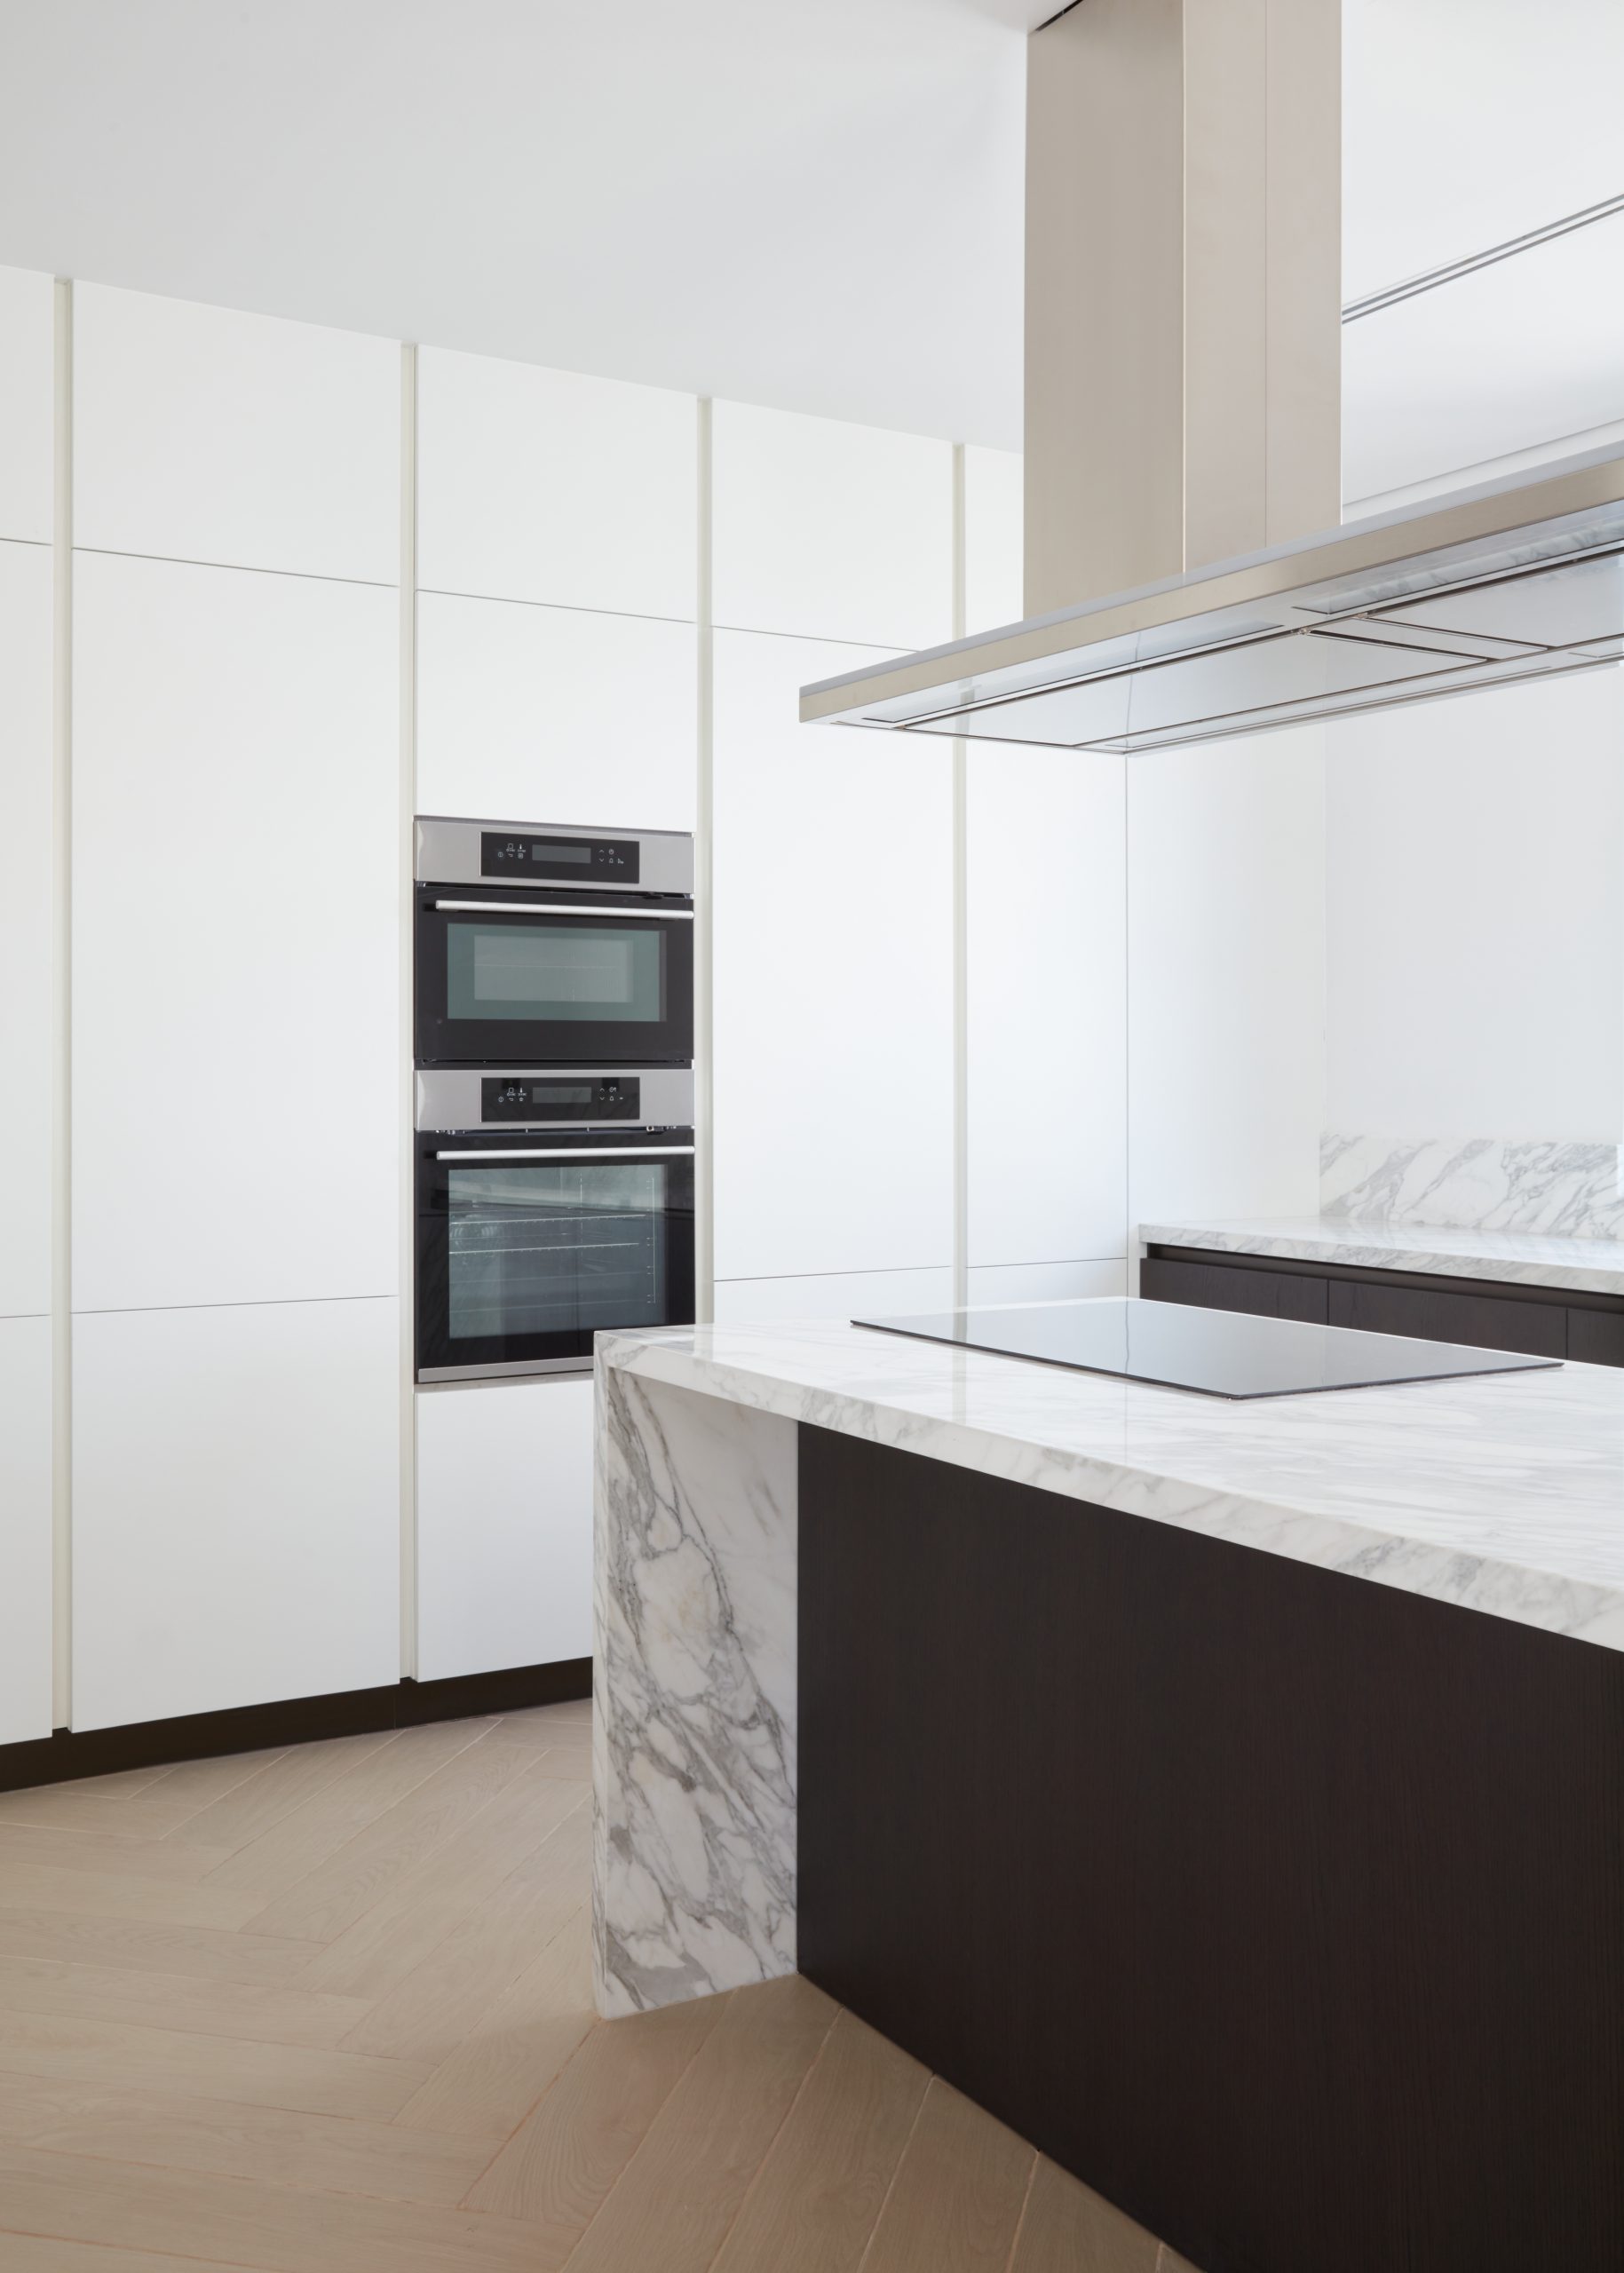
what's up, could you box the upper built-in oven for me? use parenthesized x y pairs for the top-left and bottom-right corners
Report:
(414, 817), (694, 1067)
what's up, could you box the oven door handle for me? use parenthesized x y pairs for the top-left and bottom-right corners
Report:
(431, 901), (694, 919)
(434, 1145), (697, 1161)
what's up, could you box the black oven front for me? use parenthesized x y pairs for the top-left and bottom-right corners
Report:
(415, 1123), (696, 1381)
(414, 817), (695, 1068)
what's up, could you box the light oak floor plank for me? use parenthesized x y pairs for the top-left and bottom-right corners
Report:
(393, 1907), (598, 2138)
(0, 1826), (240, 1885)
(167, 1730), (400, 1855)
(340, 1798), (589, 2062)
(0, 2008), (428, 2119)
(139, 1747), (290, 1810)
(202, 1722), (495, 1902)
(0, 1787), (224, 1838)
(859, 2076), (1037, 2273)
(0, 2144), (558, 2273)
(0, 1863), (266, 1931)
(0, 2076), (500, 2206)
(551, 1973), (839, 2273)
(301, 1762), (584, 2000)
(240, 1730), (535, 1946)
(1010, 2155), (1163, 2273)
(0, 2238), (253, 2272)
(709, 2006), (931, 2273)
(462, 1983), (733, 2249)
(0, 1950), (370, 2047)
(0, 1907), (322, 1986)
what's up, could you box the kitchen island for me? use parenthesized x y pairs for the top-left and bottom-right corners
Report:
(591, 1316), (1624, 2273)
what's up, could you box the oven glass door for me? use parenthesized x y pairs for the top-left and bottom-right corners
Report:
(416, 893), (693, 1065)
(416, 1136), (696, 1376)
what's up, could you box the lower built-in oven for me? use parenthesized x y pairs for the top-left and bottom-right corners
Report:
(414, 1068), (695, 1382)
(415, 817), (694, 1067)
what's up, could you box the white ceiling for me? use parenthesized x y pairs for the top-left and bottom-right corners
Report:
(0, 0), (1036, 447)
(0, 1), (1616, 450)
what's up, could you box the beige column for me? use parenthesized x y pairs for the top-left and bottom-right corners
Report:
(1023, 0), (1340, 618)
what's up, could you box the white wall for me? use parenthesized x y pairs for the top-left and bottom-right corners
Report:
(1128, 729), (1327, 1228)
(1325, 669), (1624, 1142)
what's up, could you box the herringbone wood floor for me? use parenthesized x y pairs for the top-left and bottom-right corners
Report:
(0, 1702), (1190, 2271)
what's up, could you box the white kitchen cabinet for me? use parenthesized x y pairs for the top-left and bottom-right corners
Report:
(416, 591), (696, 830)
(967, 745), (1127, 1270)
(0, 1315), (52, 1743)
(1343, 216), (1624, 511)
(73, 284), (399, 582)
(711, 401), (953, 649)
(416, 348), (697, 621)
(712, 628), (952, 1281)
(714, 1267), (953, 1326)
(0, 265), (52, 544)
(967, 1259), (1127, 1307)
(1127, 725), (1326, 1228)
(0, 539), (52, 1319)
(72, 1297), (400, 1730)
(415, 1376), (592, 1680)
(964, 443), (1024, 635)
(72, 552), (398, 1312)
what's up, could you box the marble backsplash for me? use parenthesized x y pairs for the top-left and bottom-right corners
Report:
(1321, 1133), (1624, 1239)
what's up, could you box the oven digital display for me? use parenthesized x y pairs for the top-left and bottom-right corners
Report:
(480, 831), (640, 883)
(482, 1077), (639, 1122)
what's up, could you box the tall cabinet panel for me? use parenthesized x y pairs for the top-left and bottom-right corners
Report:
(0, 1317), (51, 1741)
(72, 552), (399, 1311)
(415, 1377), (593, 1681)
(0, 264), (52, 544)
(73, 1298), (400, 1730)
(416, 590), (695, 830)
(416, 347), (697, 619)
(0, 540), (53, 1319)
(712, 628), (952, 1283)
(73, 285), (400, 580)
(712, 401), (953, 648)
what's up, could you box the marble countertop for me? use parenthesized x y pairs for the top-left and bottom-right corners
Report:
(1141, 1215), (1624, 1296)
(598, 1315), (1624, 1655)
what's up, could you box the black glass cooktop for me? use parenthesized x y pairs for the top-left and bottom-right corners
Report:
(853, 1297), (1563, 1401)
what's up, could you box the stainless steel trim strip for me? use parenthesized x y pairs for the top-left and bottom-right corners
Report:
(418, 1356), (594, 1382)
(431, 901), (695, 919)
(434, 1145), (697, 1161)
(1343, 192), (1624, 321)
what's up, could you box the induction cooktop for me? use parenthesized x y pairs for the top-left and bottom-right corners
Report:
(852, 1297), (1563, 1400)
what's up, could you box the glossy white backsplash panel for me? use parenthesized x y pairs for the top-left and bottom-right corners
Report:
(1321, 1133), (1624, 1239)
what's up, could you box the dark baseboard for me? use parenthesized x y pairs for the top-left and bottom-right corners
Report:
(0, 1659), (593, 1794)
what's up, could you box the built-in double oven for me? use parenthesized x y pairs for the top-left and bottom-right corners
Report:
(414, 819), (695, 1382)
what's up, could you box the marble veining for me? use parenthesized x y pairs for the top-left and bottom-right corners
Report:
(592, 1360), (798, 2018)
(598, 1317), (1624, 1656)
(1142, 1213), (1624, 1298)
(1322, 1131), (1624, 1239)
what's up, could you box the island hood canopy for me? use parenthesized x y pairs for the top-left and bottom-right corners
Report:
(801, 1), (1624, 754)
(799, 447), (1624, 753)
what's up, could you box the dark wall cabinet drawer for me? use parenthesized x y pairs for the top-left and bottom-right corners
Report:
(1140, 1255), (1327, 1324)
(1325, 1278), (1565, 1358)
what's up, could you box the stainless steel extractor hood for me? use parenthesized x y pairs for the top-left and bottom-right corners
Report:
(800, 442), (1624, 754)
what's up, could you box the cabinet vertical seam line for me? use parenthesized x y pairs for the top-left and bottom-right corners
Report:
(951, 442), (969, 1311)
(695, 397), (715, 1323)
(51, 277), (73, 1730)
(399, 342), (419, 1678)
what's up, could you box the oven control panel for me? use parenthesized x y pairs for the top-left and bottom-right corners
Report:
(480, 830), (640, 883)
(481, 1076), (639, 1123)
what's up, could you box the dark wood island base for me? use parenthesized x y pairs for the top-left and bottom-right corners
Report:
(798, 1426), (1624, 2273)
